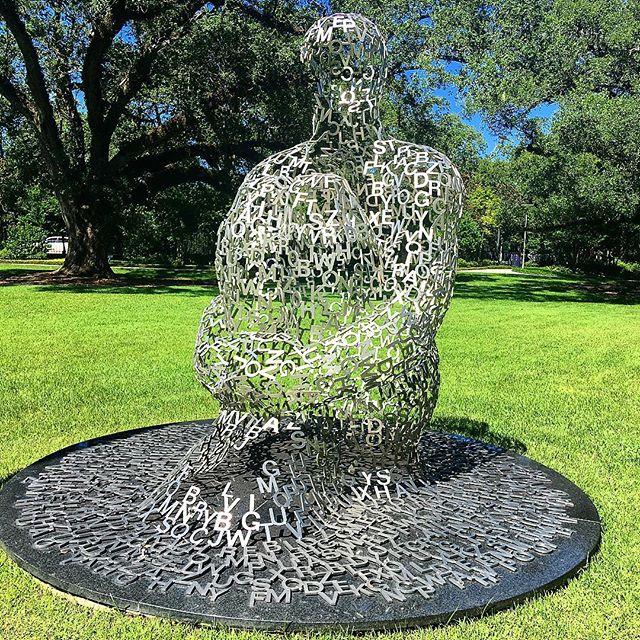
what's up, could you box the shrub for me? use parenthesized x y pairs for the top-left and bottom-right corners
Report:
(618, 261), (640, 278)
(1, 218), (47, 259)
(0, 185), (60, 259)
(457, 258), (503, 268)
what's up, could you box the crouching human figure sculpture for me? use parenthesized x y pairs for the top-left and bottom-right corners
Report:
(0, 13), (598, 627)
(194, 12), (464, 469)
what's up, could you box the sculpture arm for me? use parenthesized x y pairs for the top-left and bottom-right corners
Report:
(196, 169), (384, 417)
(396, 162), (465, 333)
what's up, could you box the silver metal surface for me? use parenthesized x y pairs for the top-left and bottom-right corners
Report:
(194, 13), (464, 464)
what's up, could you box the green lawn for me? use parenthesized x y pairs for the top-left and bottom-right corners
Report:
(0, 264), (638, 640)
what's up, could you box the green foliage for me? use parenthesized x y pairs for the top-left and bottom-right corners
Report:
(496, 134), (639, 265)
(0, 219), (46, 259)
(2, 0), (638, 268)
(0, 185), (60, 259)
(381, 74), (485, 177)
(0, 124), (48, 239)
(618, 260), (640, 276)
(457, 210), (484, 261)
(467, 186), (501, 228)
(416, 0), (640, 268)
(118, 184), (225, 265)
(461, 184), (505, 260)
(457, 257), (503, 268)
(427, 0), (640, 132)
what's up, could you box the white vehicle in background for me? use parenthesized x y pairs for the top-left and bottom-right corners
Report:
(44, 236), (68, 256)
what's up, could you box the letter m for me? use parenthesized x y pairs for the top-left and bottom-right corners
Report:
(256, 475), (278, 495)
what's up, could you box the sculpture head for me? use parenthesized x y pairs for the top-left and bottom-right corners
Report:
(301, 13), (388, 118)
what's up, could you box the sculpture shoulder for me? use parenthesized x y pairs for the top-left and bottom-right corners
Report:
(228, 142), (314, 215)
(373, 139), (464, 193)
(242, 142), (314, 183)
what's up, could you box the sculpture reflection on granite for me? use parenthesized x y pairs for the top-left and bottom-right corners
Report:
(192, 12), (464, 472)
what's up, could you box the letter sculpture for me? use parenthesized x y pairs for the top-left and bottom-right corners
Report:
(1, 14), (600, 627)
(193, 12), (464, 472)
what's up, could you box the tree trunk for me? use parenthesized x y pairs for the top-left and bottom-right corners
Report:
(55, 197), (114, 278)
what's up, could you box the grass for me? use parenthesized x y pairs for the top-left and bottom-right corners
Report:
(0, 263), (639, 640)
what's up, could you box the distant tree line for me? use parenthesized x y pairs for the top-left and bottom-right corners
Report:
(1, 1), (639, 275)
(443, 0), (640, 273)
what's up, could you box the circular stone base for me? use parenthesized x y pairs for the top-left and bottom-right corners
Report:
(0, 420), (600, 631)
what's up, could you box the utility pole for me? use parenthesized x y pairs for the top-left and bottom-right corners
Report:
(522, 209), (528, 269)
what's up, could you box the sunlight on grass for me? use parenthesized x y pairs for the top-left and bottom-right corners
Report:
(0, 267), (638, 640)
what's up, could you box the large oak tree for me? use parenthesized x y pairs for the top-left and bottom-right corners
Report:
(0, 0), (315, 275)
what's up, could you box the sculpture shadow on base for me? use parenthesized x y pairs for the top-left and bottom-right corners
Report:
(431, 416), (528, 454)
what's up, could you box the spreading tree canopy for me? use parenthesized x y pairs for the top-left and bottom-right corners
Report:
(426, 0), (640, 265)
(0, 0), (316, 275)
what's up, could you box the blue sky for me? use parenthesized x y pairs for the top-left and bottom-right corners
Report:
(433, 85), (559, 155)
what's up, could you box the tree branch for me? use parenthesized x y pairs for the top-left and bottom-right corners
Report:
(237, 2), (305, 34)
(50, 9), (85, 169)
(132, 163), (229, 200)
(101, 2), (210, 158)
(109, 112), (188, 169)
(82, 0), (177, 157)
(103, 47), (161, 137)
(0, 0), (68, 170)
(122, 143), (218, 178)
(82, 1), (127, 173)
(0, 72), (32, 120)
(119, 138), (286, 179)
(390, 52), (467, 76)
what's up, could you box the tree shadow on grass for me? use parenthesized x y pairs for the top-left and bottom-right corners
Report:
(0, 274), (217, 295)
(454, 272), (640, 305)
(2, 265), (638, 304)
(29, 283), (218, 296)
(0, 267), (57, 279)
(431, 416), (527, 454)
(0, 266), (217, 294)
